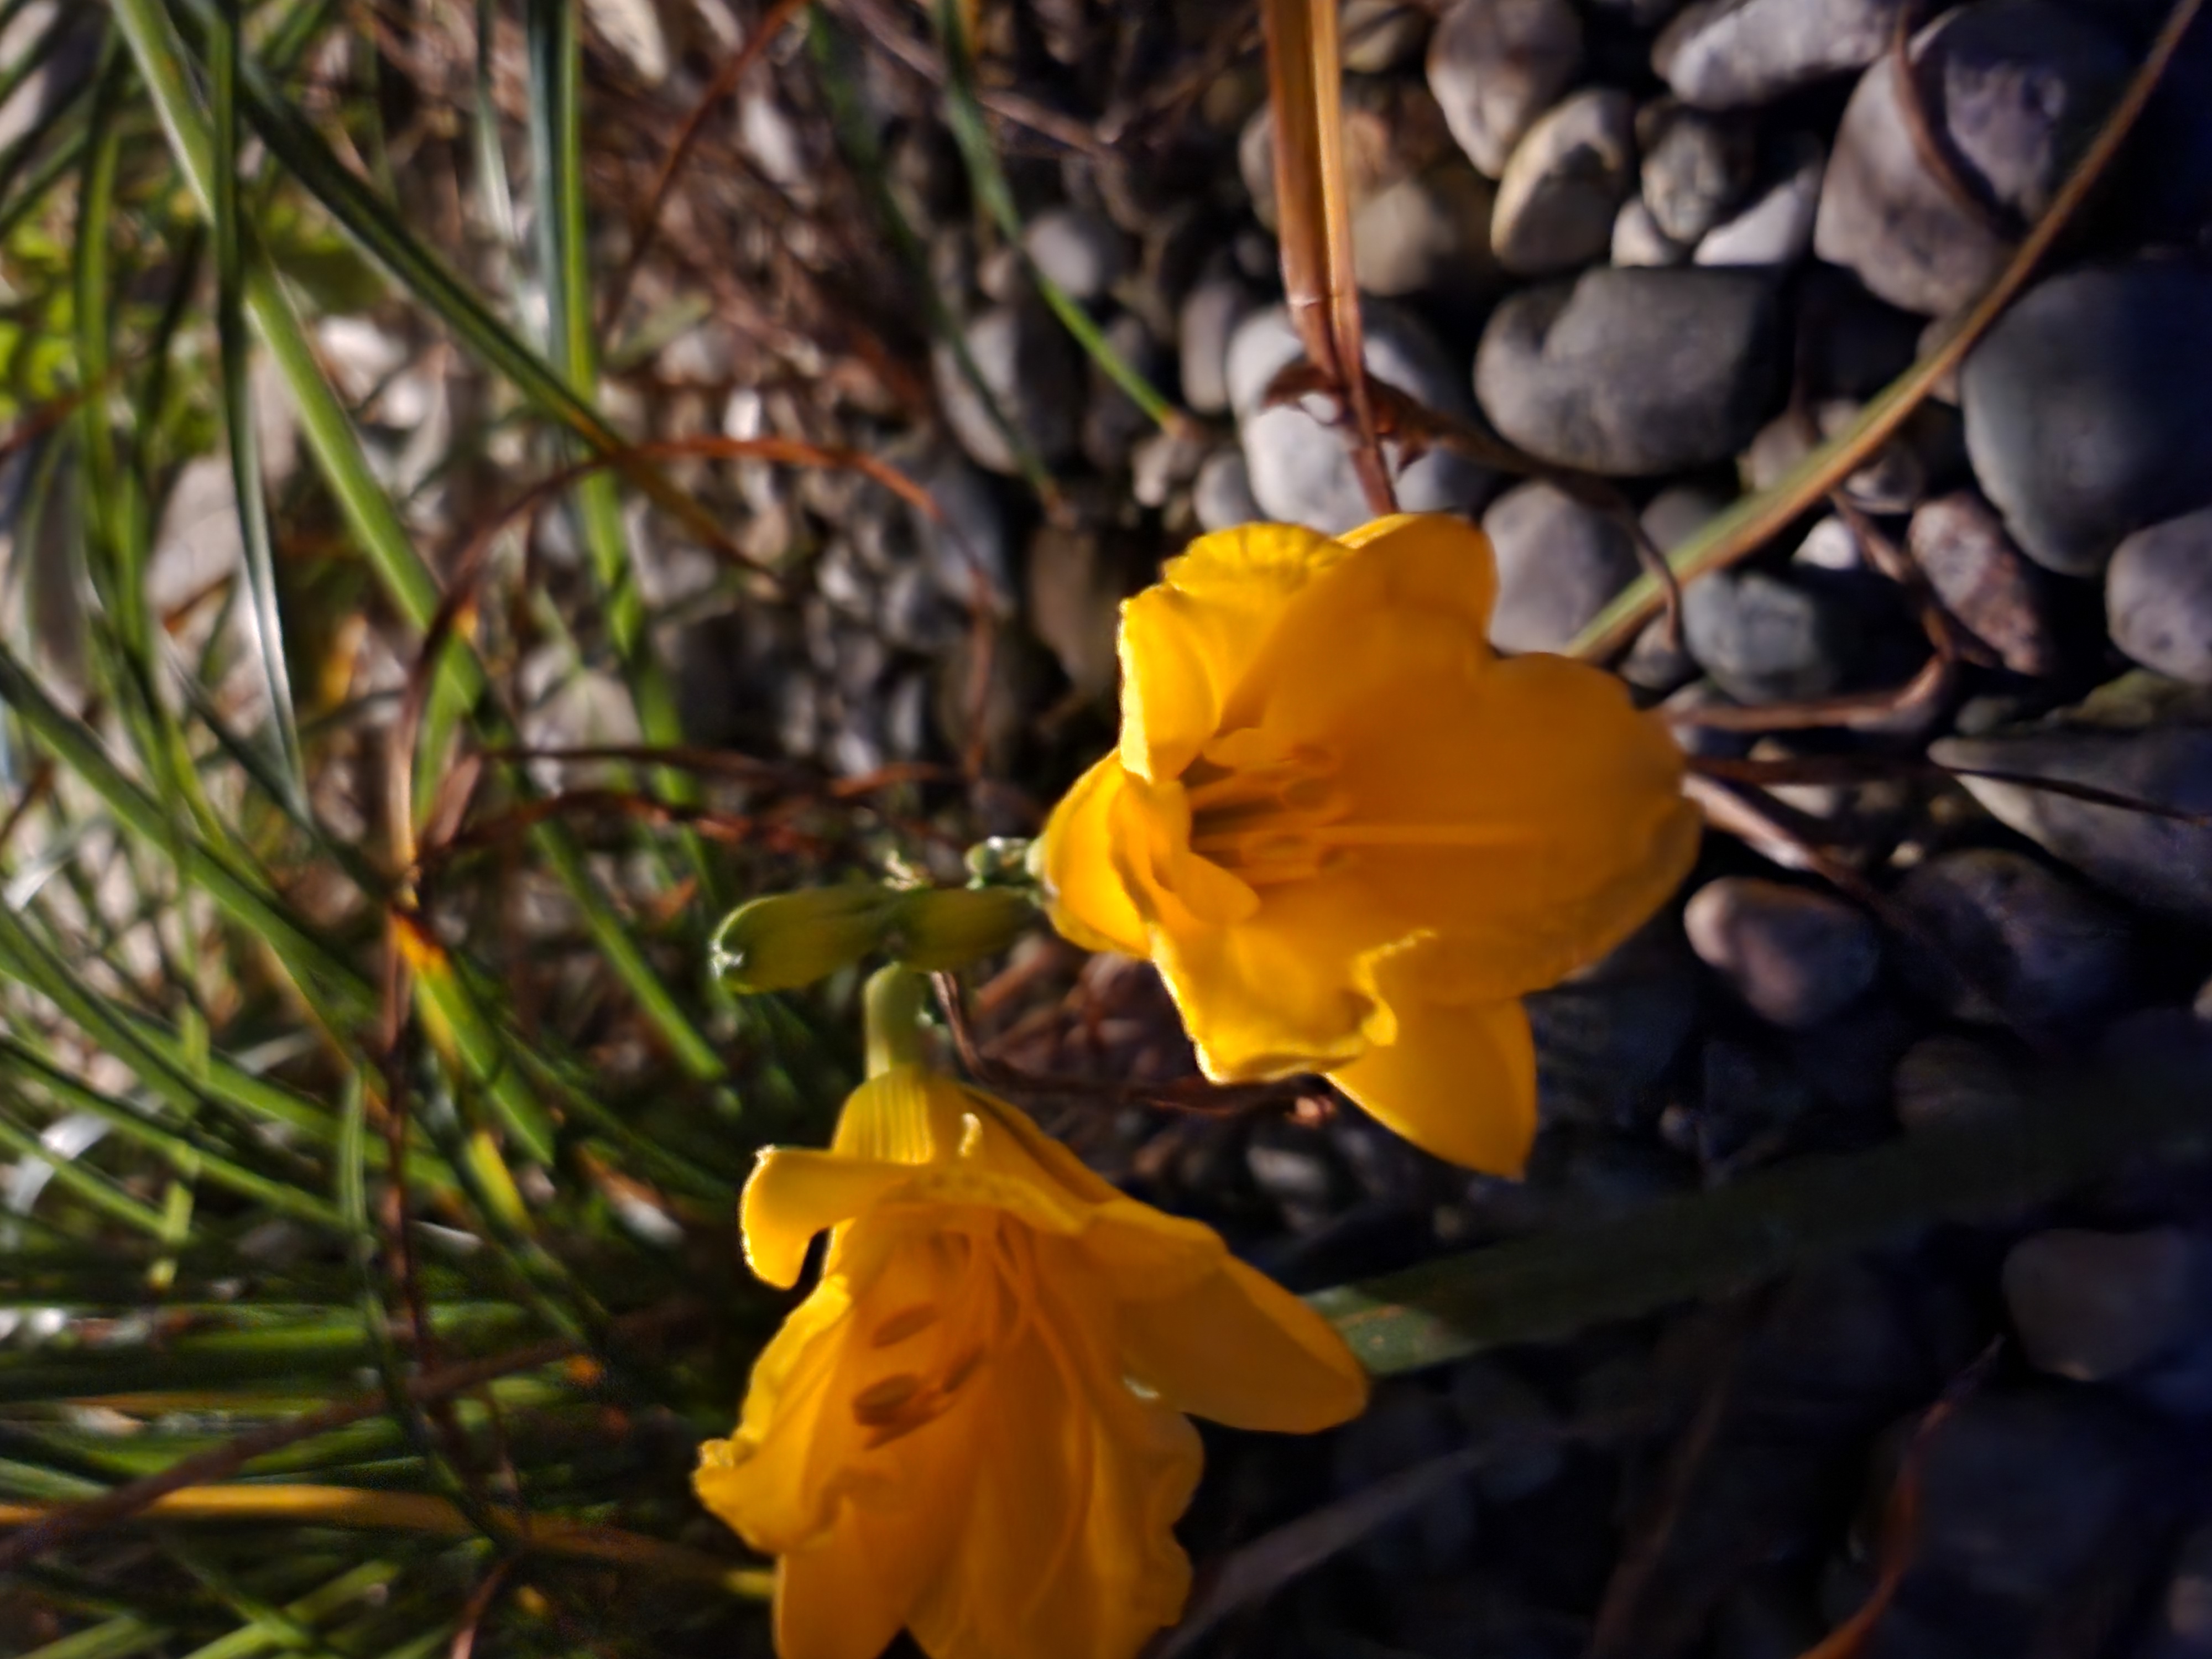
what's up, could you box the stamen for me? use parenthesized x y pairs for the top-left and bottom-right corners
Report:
(851, 1374), (925, 1425)
(870, 1304), (941, 1347)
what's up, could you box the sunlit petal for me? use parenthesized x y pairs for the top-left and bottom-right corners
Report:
(1038, 755), (1149, 957)
(1329, 993), (1538, 1176)
(1119, 1254), (1369, 1432)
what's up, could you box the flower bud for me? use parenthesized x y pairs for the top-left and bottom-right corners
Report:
(890, 886), (1035, 972)
(711, 886), (898, 993)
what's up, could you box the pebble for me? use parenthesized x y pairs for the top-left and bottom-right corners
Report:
(1240, 77), (1454, 231)
(1025, 523), (1125, 699)
(1933, 725), (2212, 923)
(1653, 0), (1906, 108)
(1232, 300), (1496, 534)
(1681, 567), (1851, 704)
(1343, 0), (1434, 74)
(1684, 878), (1882, 1030)
(1449, 1361), (1564, 1501)
(1963, 262), (2212, 577)
(1611, 197), (1687, 267)
(2003, 1227), (2201, 1383)
(880, 435), (1016, 618)
(1128, 425), (1208, 510)
(1331, 1383), (1480, 1575)
(1490, 88), (1637, 276)
(1695, 133), (1825, 266)
(1081, 311), (1167, 473)
(1351, 160), (1505, 304)
(1891, 1032), (2027, 1131)
(1691, 1037), (1816, 1163)
(1639, 105), (1754, 246)
(1474, 267), (1782, 476)
(1899, 1388), (2148, 1609)
(2142, 1522), (2212, 1659)
(1908, 491), (2058, 677)
(931, 300), (1082, 476)
(1893, 848), (2133, 1027)
(1177, 274), (1258, 417)
(1526, 921), (1703, 1128)
(1022, 206), (1130, 304)
(1480, 481), (1641, 654)
(2109, 508), (2212, 685)
(1426, 0), (1584, 178)
(1193, 447), (1262, 532)
(1813, 0), (2131, 318)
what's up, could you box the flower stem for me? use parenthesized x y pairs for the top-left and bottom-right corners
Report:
(864, 966), (929, 1078)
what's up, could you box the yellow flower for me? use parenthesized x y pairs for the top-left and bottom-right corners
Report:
(1037, 514), (1700, 1175)
(695, 1063), (1368, 1659)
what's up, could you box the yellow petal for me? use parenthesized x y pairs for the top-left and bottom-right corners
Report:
(909, 1251), (1201, 1659)
(1328, 993), (1537, 1175)
(740, 1149), (914, 1288)
(831, 1064), (970, 1166)
(1037, 755), (1150, 957)
(774, 1544), (909, 1659)
(1118, 522), (1345, 782)
(1118, 1254), (1368, 1432)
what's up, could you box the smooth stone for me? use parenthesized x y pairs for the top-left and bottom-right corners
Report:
(1684, 877), (1881, 1029)
(1693, 1036), (1817, 1163)
(1426, 0), (1584, 178)
(2142, 1522), (2212, 1659)
(1352, 160), (1505, 301)
(1893, 848), (2132, 1026)
(1695, 133), (1825, 266)
(1623, 486), (1732, 692)
(1081, 312), (1168, 473)
(2109, 507), (2212, 685)
(1903, 1388), (2147, 1606)
(1480, 481), (1640, 653)
(1178, 275), (1259, 416)
(1654, 0), (1907, 108)
(1475, 266), (1782, 475)
(1343, 0), (1435, 73)
(1022, 206), (1130, 303)
(1612, 196), (1688, 267)
(1639, 104), (1755, 245)
(1934, 724), (2212, 922)
(1025, 523), (1126, 698)
(1743, 399), (1954, 515)
(1814, 0), (2131, 317)
(1526, 921), (1703, 1128)
(1682, 568), (1851, 703)
(1232, 300), (1496, 534)
(1332, 1383), (1479, 1575)
(880, 435), (1016, 618)
(1240, 77), (1454, 230)
(1908, 491), (2058, 677)
(1449, 1361), (1564, 1501)
(1193, 447), (1263, 532)
(1490, 88), (1637, 276)
(1964, 263), (2212, 577)
(1129, 426), (1208, 510)
(931, 300), (1082, 476)
(2004, 1227), (2201, 1382)
(1891, 1032), (2027, 1131)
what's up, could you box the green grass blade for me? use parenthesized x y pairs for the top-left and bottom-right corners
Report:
(211, 0), (308, 804)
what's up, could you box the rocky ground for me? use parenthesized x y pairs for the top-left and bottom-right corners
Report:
(598, 0), (2212, 1651)
(25, 0), (2212, 1650)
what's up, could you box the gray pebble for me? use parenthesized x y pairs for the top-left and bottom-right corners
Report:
(1343, 0), (1435, 74)
(2141, 1522), (2212, 1659)
(1639, 105), (1754, 245)
(1352, 160), (1505, 302)
(1933, 725), (2212, 923)
(1233, 300), (1496, 533)
(1025, 523), (1124, 698)
(1193, 448), (1263, 532)
(1611, 196), (1688, 267)
(1684, 877), (1881, 1029)
(1177, 275), (1258, 417)
(1491, 88), (1637, 276)
(1332, 1383), (1479, 1574)
(1527, 921), (1702, 1127)
(2004, 1227), (2201, 1382)
(1450, 1361), (1564, 1501)
(881, 435), (1015, 618)
(1813, 0), (2130, 317)
(1023, 205), (1130, 303)
(1682, 568), (1850, 703)
(1654, 0), (1907, 108)
(1129, 426), (1209, 510)
(1081, 311), (1167, 473)
(1240, 78), (1454, 230)
(2109, 507), (2212, 685)
(1475, 267), (1782, 476)
(1894, 848), (2132, 1027)
(1964, 262), (2212, 577)
(1480, 481), (1641, 653)
(1909, 491), (2058, 677)
(932, 300), (1082, 476)
(1426, 0), (1584, 178)
(1695, 133), (1825, 267)
(1891, 1032), (2026, 1131)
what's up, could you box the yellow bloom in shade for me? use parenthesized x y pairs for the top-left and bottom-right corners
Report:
(695, 1063), (1368, 1659)
(1037, 514), (1701, 1175)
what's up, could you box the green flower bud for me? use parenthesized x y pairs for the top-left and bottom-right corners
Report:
(963, 836), (1034, 887)
(711, 886), (898, 993)
(890, 886), (1035, 972)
